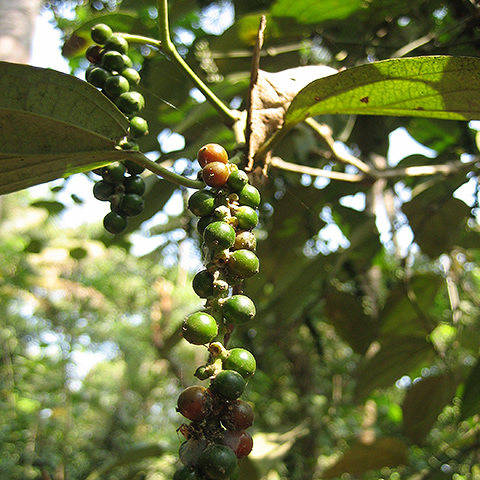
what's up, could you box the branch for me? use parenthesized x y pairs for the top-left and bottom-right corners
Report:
(157, 0), (240, 126)
(269, 152), (479, 184)
(376, 157), (479, 178)
(246, 15), (267, 170)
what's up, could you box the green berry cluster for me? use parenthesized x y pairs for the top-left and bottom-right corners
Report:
(174, 144), (260, 479)
(85, 24), (149, 234)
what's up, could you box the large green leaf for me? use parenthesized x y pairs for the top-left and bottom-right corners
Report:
(402, 373), (458, 444)
(402, 182), (471, 258)
(322, 437), (408, 479)
(284, 56), (480, 128)
(379, 274), (442, 337)
(355, 335), (436, 400)
(324, 288), (377, 355)
(460, 358), (480, 420)
(271, 0), (364, 24)
(0, 62), (129, 194)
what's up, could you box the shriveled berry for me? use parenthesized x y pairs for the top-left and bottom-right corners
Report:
(188, 189), (216, 217)
(104, 34), (129, 54)
(91, 23), (113, 45)
(202, 162), (230, 188)
(103, 211), (127, 234)
(85, 44), (103, 64)
(210, 370), (246, 400)
(222, 295), (256, 325)
(93, 180), (114, 201)
(222, 430), (253, 458)
(197, 143), (228, 167)
(177, 385), (212, 421)
(234, 231), (256, 251)
(115, 91), (145, 115)
(238, 184), (261, 208)
(182, 312), (218, 345)
(221, 400), (254, 431)
(227, 249), (259, 278)
(192, 270), (214, 298)
(203, 221), (236, 250)
(198, 444), (237, 480)
(101, 50), (125, 72)
(234, 206), (258, 230)
(227, 169), (249, 192)
(224, 348), (256, 379)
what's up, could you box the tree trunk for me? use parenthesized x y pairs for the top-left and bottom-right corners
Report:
(0, 0), (43, 63)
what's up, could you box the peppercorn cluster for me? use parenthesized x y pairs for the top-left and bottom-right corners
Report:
(85, 24), (149, 234)
(174, 144), (260, 479)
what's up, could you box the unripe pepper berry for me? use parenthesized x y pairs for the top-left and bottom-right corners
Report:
(203, 221), (236, 250)
(210, 369), (246, 400)
(182, 312), (218, 345)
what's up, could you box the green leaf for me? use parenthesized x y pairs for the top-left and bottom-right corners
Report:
(355, 336), (436, 400)
(380, 274), (442, 337)
(402, 183), (471, 258)
(402, 373), (458, 444)
(406, 118), (463, 153)
(0, 62), (129, 194)
(85, 443), (166, 480)
(271, 0), (365, 24)
(284, 56), (480, 129)
(324, 288), (377, 355)
(322, 437), (408, 479)
(30, 200), (66, 215)
(460, 358), (480, 420)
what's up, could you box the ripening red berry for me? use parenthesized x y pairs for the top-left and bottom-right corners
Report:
(197, 143), (228, 167)
(220, 399), (254, 431)
(202, 162), (230, 188)
(177, 385), (212, 421)
(222, 430), (253, 458)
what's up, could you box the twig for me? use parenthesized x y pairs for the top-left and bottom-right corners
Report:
(305, 117), (372, 174)
(269, 156), (364, 182)
(391, 33), (436, 58)
(157, 0), (240, 126)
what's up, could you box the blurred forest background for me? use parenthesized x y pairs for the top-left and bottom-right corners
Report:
(2, 0), (480, 479)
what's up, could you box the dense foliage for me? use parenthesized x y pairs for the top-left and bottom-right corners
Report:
(2, 0), (480, 479)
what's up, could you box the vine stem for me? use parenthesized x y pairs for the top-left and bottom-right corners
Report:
(124, 150), (204, 189)
(157, 0), (240, 127)
(119, 33), (162, 50)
